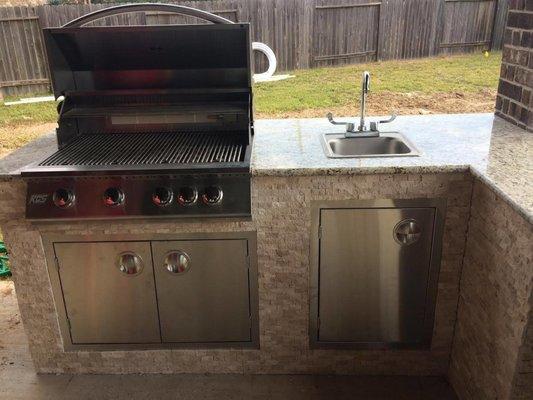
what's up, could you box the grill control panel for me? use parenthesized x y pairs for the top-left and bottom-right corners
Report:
(26, 174), (250, 220)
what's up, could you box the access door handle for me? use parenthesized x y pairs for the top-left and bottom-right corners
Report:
(116, 252), (144, 275)
(394, 219), (422, 245)
(164, 251), (191, 274)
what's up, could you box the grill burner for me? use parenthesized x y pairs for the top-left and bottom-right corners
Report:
(39, 132), (246, 167)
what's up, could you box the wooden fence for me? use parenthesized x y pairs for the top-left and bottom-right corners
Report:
(0, 0), (509, 96)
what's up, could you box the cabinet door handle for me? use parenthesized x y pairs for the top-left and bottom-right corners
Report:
(394, 219), (421, 245)
(116, 252), (144, 275)
(164, 251), (191, 274)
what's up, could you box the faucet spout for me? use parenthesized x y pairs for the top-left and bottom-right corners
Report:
(326, 70), (397, 137)
(358, 71), (370, 131)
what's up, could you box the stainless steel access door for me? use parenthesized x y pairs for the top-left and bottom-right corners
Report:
(54, 241), (161, 344)
(152, 239), (252, 343)
(318, 207), (437, 347)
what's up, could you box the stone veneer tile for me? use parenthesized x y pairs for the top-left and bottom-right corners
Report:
(511, 283), (533, 399)
(0, 173), (472, 375)
(449, 180), (533, 400)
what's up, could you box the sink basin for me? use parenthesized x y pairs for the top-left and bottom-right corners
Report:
(322, 132), (419, 158)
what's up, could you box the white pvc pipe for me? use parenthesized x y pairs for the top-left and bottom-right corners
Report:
(252, 42), (277, 80)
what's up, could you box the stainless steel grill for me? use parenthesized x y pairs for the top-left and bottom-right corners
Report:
(39, 132), (246, 167)
(24, 6), (253, 220)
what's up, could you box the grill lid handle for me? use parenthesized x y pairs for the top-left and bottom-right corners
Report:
(61, 2), (234, 28)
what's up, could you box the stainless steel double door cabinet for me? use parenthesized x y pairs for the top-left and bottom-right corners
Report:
(311, 199), (446, 349)
(51, 234), (256, 348)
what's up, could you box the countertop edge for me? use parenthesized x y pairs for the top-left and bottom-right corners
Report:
(469, 165), (533, 225)
(250, 164), (471, 177)
(252, 164), (532, 224)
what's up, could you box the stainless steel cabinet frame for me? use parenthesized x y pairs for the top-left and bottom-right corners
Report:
(42, 231), (259, 351)
(309, 198), (446, 350)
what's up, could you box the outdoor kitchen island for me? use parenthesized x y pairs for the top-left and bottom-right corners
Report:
(0, 113), (531, 400)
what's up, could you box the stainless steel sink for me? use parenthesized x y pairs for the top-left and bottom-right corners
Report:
(322, 132), (419, 158)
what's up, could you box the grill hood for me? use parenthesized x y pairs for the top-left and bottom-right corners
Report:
(42, 18), (253, 147)
(44, 23), (252, 95)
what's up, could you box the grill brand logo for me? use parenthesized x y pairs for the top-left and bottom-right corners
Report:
(29, 194), (49, 205)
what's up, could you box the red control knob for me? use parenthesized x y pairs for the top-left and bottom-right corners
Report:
(152, 187), (173, 207)
(202, 186), (223, 205)
(103, 187), (124, 207)
(53, 188), (75, 208)
(178, 187), (198, 206)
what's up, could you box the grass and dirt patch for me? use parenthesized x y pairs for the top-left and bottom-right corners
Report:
(0, 98), (57, 157)
(0, 52), (501, 157)
(254, 51), (502, 118)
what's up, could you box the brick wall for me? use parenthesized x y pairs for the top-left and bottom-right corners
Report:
(495, 0), (533, 131)
(449, 180), (533, 399)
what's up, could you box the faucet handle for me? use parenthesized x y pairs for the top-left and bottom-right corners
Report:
(379, 114), (397, 124)
(326, 113), (355, 132)
(370, 113), (397, 132)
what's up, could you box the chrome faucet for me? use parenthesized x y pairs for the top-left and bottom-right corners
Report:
(358, 71), (370, 132)
(327, 71), (397, 137)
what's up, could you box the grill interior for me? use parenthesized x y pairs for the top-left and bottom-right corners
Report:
(39, 132), (247, 167)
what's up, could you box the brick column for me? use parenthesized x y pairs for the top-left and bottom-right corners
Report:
(495, 0), (533, 131)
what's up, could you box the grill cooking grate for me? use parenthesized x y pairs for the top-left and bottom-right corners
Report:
(39, 132), (246, 167)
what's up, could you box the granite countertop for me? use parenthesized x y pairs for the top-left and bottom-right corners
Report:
(0, 113), (531, 222)
(0, 133), (57, 177)
(252, 113), (532, 222)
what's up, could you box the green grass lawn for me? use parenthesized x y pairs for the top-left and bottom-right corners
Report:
(0, 99), (57, 128)
(0, 52), (501, 128)
(254, 52), (501, 115)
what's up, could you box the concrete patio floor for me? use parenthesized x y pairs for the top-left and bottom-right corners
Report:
(0, 280), (458, 400)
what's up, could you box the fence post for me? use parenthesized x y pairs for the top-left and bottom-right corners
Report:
(305, 0), (315, 69)
(489, 0), (499, 50)
(376, 0), (389, 61)
(375, 0), (382, 61)
(434, 0), (446, 56)
(490, 0), (508, 51)
(35, 7), (51, 90)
